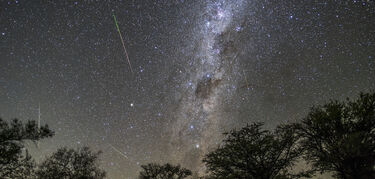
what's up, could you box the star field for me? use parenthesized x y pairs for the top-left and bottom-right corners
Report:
(0, 0), (374, 178)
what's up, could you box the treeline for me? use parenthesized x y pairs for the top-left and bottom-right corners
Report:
(0, 118), (105, 178)
(1, 92), (374, 179)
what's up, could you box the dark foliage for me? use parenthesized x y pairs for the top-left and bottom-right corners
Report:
(294, 92), (375, 179)
(0, 118), (54, 178)
(36, 147), (106, 179)
(203, 122), (310, 179)
(139, 163), (192, 179)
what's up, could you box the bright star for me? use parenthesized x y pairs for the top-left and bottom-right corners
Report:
(217, 10), (225, 18)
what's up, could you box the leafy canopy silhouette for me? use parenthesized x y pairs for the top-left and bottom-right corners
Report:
(203, 122), (310, 179)
(294, 92), (375, 179)
(36, 146), (106, 179)
(139, 163), (192, 179)
(0, 118), (54, 178)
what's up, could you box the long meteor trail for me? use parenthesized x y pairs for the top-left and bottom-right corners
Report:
(109, 144), (128, 159)
(113, 14), (133, 73)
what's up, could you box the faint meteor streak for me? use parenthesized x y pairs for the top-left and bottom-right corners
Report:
(37, 103), (41, 148)
(113, 14), (133, 73)
(109, 144), (128, 159)
(244, 70), (249, 89)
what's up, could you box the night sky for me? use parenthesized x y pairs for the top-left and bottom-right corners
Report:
(1, 0), (374, 178)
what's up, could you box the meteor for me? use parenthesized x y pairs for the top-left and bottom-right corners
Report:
(113, 14), (133, 73)
(37, 103), (41, 148)
(109, 144), (128, 159)
(244, 70), (249, 89)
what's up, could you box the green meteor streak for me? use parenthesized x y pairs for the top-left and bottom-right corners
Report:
(113, 13), (133, 73)
(113, 14), (120, 32)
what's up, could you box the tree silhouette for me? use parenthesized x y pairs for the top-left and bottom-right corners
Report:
(0, 118), (54, 178)
(294, 92), (375, 179)
(139, 163), (192, 179)
(36, 147), (106, 179)
(203, 122), (309, 179)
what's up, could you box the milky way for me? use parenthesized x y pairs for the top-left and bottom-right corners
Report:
(168, 0), (246, 172)
(1, 0), (374, 178)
